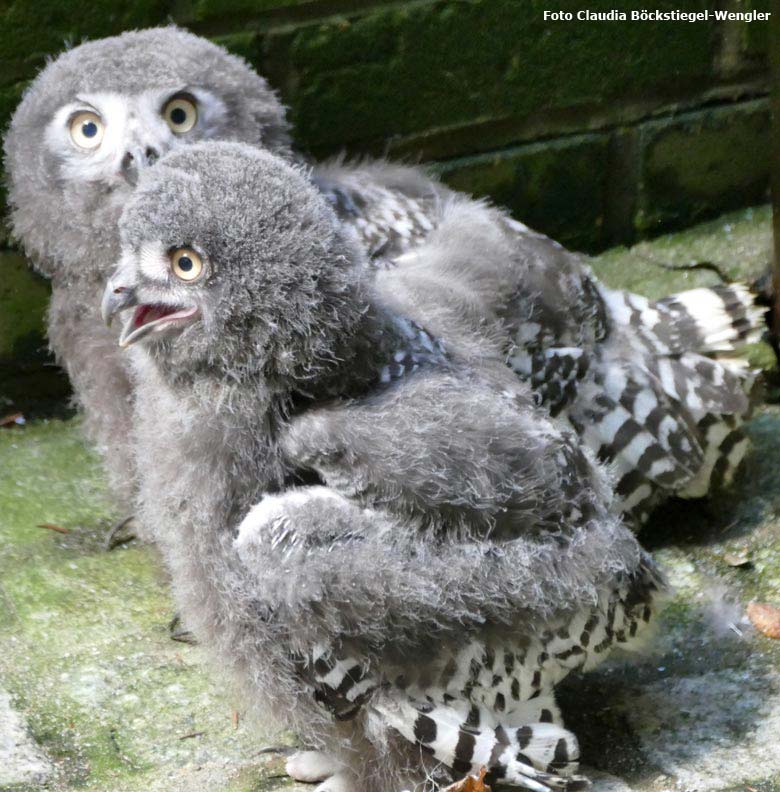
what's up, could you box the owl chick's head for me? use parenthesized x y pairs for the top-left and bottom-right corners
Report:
(4, 27), (291, 277)
(103, 142), (367, 379)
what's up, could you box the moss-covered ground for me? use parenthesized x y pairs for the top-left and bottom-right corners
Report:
(2, 205), (780, 791)
(0, 421), (303, 792)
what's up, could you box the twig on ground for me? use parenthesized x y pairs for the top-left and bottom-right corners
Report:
(178, 731), (205, 741)
(37, 523), (70, 534)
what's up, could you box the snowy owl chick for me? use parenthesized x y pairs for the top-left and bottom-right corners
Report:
(6, 25), (753, 533)
(103, 142), (665, 791)
(3, 26), (290, 523)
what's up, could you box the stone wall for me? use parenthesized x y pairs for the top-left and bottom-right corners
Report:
(0, 0), (772, 251)
(0, 1), (772, 391)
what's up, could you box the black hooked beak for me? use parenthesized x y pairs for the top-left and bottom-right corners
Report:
(120, 146), (160, 186)
(101, 277), (200, 348)
(102, 281), (137, 329)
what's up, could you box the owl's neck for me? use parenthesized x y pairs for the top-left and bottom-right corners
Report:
(153, 268), (426, 405)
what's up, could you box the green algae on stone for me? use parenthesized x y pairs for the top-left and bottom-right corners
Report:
(437, 133), (610, 252)
(0, 251), (49, 363)
(635, 101), (770, 236)
(0, 420), (299, 791)
(590, 204), (771, 297)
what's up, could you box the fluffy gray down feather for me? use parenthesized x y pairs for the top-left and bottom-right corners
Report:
(113, 143), (664, 791)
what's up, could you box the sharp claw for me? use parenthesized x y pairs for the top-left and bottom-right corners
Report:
(168, 613), (197, 644)
(104, 515), (138, 551)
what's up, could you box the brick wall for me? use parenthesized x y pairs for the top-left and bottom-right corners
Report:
(0, 0), (773, 403)
(0, 0), (771, 252)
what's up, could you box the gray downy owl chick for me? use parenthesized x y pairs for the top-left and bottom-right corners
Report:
(3, 26), (291, 530)
(103, 142), (664, 792)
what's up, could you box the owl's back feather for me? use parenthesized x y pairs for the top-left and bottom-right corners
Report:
(322, 163), (762, 524)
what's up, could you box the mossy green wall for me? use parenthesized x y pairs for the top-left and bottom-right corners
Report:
(0, 0), (772, 385)
(0, 0), (772, 246)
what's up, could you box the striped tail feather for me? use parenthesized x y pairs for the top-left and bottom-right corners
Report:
(652, 284), (765, 353)
(643, 352), (755, 499)
(601, 283), (764, 357)
(374, 698), (590, 791)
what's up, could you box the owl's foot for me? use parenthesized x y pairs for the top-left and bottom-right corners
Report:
(104, 515), (138, 550)
(493, 722), (591, 791)
(168, 613), (197, 644)
(313, 771), (357, 792)
(285, 750), (343, 783)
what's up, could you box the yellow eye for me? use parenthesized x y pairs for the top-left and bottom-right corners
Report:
(163, 96), (198, 134)
(69, 112), (104, 149)
(170, 248), (203, 282)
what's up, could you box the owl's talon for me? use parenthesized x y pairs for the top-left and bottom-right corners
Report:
(168, 613), (197, 644)
(104, 515), (138, 551)
(312, 770), (357, 792)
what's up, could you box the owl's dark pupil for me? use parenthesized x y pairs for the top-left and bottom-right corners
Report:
(170, 107), (187, 125)
(82, 121), (98, 138)
(178, 256), (193, 271)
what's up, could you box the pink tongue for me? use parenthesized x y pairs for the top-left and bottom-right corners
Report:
(135, 305), (172, 327)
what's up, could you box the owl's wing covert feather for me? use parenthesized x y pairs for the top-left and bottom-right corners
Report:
(280, 369), (607, 537)
(312, 160), (443, 262)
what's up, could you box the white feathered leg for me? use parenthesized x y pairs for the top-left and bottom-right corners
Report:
(314, 770), (359, 792)
(286, 750), (344, 783)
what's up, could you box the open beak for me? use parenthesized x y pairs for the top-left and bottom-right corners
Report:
(102, 283), (136, 328)
(101, 280), (199, 348)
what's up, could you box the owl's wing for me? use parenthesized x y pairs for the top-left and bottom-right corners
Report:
(234, 486), (662, 789)
(233, 482), (652, 652)
(312, 159), (445, 261)
(282, 367), (614, 538)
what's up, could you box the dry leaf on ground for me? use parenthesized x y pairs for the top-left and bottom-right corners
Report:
(747, 601), (780, 639)
(443, 768), (491, 792)
(723, 550), (752, 568)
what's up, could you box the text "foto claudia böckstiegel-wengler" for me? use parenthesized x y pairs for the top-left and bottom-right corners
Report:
(543, 9), (770, 22)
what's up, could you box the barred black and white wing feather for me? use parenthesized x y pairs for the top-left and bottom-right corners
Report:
(313, 159), (444, 263)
